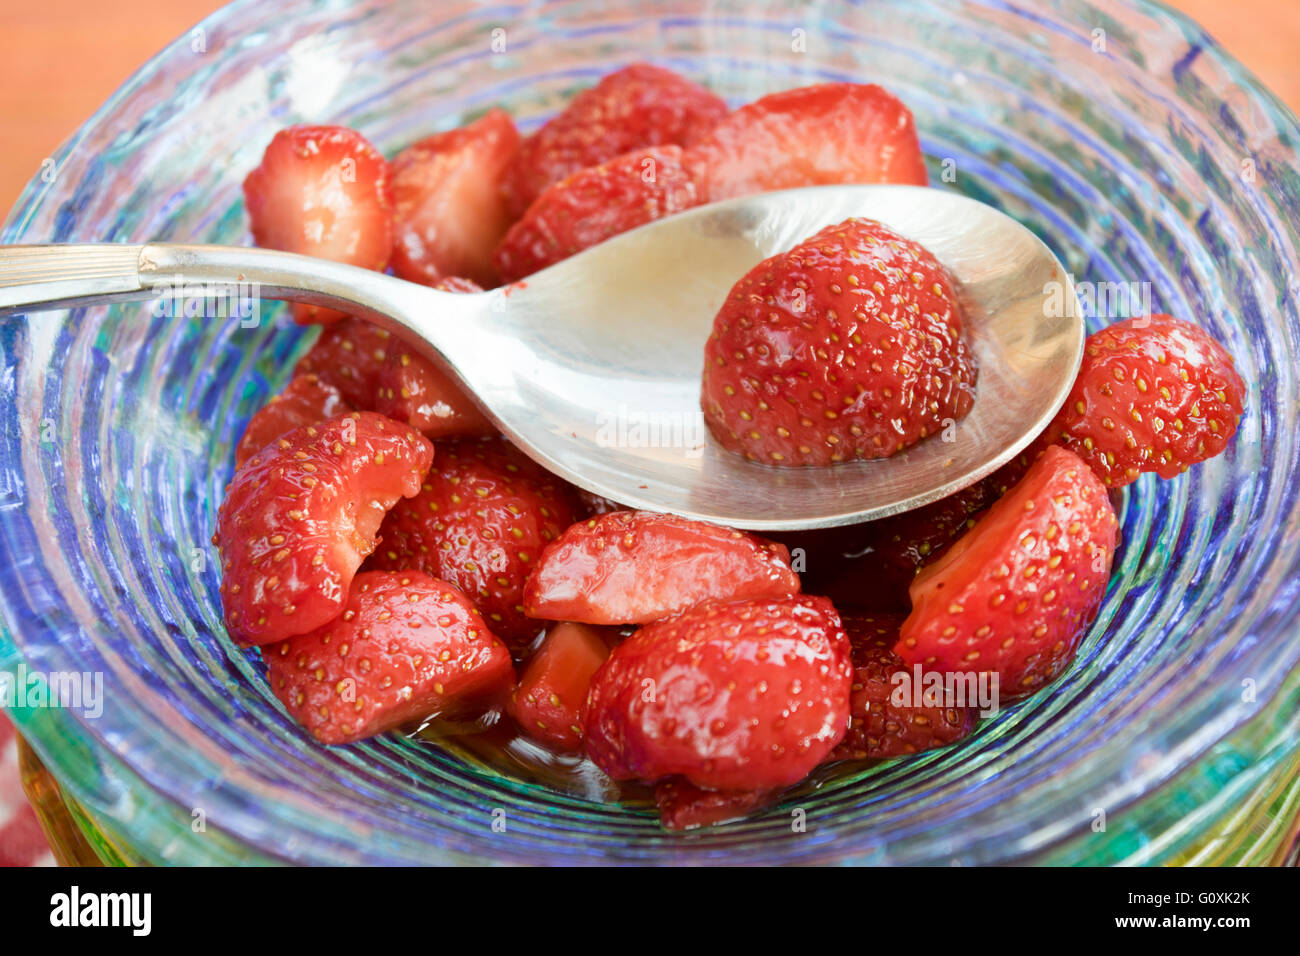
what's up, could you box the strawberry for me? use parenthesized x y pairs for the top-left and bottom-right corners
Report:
(686, 83), (928, 202)
(508, 621), (614, 751)
(373, 277), (495, 438)
(215, 412), (434, 646)
(234, 374), (350, 468)
(576, 489), (629, 517)
(501, 63), (727, 217)
(897, 445), (1119, 699)
(830, 613), (976, 760)
(702, 217), (976, 466)
(366, 437), (580, 650)
(653, 778), (773, 830)
(389, 109), (521, 288)
(583, 595), (852, 791)
(494, 145), (701, 282)
(293, 317), (394, 409)
(1039, 314), (1245, 487)
(266, 570), (513, 745)
(523, 511), (801, 626)
(242, 125), (393, 324)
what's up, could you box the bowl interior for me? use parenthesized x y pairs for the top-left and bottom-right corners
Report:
(3, 0), (1300, 864)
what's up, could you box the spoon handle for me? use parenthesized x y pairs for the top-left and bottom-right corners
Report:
(0, 243), (150, 315)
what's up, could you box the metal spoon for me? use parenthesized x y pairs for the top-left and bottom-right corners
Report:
(0, 185), (1081, 531)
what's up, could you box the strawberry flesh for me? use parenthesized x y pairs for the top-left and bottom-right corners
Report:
(266, 570), (513, 744)
(501, 63), (727, 218)
(898, 445), (1119, 699)
(366, 437), (580, 650)
(235, 374), (351, 469)
(293, 318), (394, 410)
(653, 778), (774, 830)
(390, 109), (521, 288)
(584, 595), (852, 791)
(508, 621), (614, 752)
(523, 510), (801, 626)
(494, 145), (701, 282)
(216, 412), (434, 646)
(242, 125), (393, 325)
(702, 216), (976, 466)
(687, 83), (927, 201)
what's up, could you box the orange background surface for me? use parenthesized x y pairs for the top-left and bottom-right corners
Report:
(1, 0), (1299, 214)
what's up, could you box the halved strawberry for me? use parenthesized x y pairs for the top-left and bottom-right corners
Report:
(1040, 314), (1245, 487)
(523, 511), (801, 626)
(508, 621), (614, 751)
(366, 437), (580, 650)
(686, 83), (928, 201)
(234, 374), (351, 468)
(373, 277), (495, 438)
(216, 412), (434, 646)
(494, 145), (701, 282)
(702, 216), (976, 466)
(501, 63), (727, 217)
(653, 778), (774, 830)
(583, 595), (852, 791)
(266, 570), (513, 745)
(389, 109), (520, 288)
(293, 317), (394, 409)
(897, 445), (1119, 699)
(830, 613), (976, 760)
(243, 125), (393, 324)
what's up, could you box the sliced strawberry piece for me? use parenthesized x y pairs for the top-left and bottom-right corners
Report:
(373, 277), (495, 438)
(687, 83), (928, 201)
(898, 445), (1119, 699)
(830, 613), (976, 760)
(494, 145), (701, 282)
(1040, 314), (1245, 487)
(702, 216), (976, 466)
(366, 437), (580, 650)
(266, 570), (513, 744)
(216, 412), (434, 646)
(508, 621), (614, 752)
(501, 63), (727, 217)
(293, 317), (394, 409)
(523, 511), (801, 626)
(234, 374), (351, 468)
(584, 595), (852, 791)
(653, 778), (774, 830)
(242, 125), (393, 325)
(389, 109), (520, 288)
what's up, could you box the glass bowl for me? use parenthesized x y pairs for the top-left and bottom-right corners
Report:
(3, 0), (1300, 865)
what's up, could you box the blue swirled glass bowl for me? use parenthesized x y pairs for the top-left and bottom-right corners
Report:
(3, 0), (1300, 865)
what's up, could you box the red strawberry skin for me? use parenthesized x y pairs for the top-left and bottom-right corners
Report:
(293, 318), (394, 410)
(501, 63), (727, 217)
(216, 412), (434, 646)
(374, 277), (495, 439)
(583, 595), (852, 791)
(897, 445), (1119, 699)
(242, 125), (393, 325)
(523, 510), (801, 626)
(831, 613), (976, 760)
(366, 438), (580, 650)
(389, 109), (521, 288)
(508, 621), (614, 752)
(266, 570), (513, 745)
(235, 374), (350, 468)
(1041, 314), (1245, 487)
(702, 217), (976, 466)
(653, 778), (773, 830)
(494, 145), (700, 282)
(687, 83), (928, 202)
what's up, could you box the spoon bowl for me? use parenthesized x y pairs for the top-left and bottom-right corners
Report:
(0, 185), (1082, 529)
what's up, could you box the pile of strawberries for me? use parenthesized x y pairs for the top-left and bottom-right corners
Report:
(220, 64), (1247, 829)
